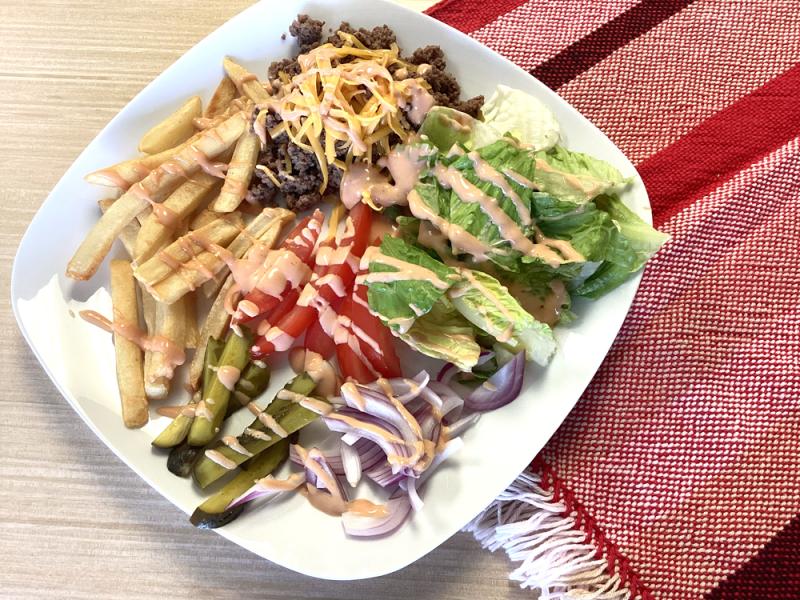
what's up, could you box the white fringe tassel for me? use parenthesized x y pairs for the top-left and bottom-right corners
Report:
(463, 471), (631, 600)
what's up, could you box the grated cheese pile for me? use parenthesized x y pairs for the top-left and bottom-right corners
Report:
(258, 32), (435, 193)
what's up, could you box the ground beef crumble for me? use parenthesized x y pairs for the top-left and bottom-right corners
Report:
(252, 14), (486, 211)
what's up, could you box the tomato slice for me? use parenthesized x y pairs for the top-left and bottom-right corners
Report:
(350, 286), (402, 378)
(305, 318), (336, 359)
(340, 202), (373, 258)
(232, 210), (323, 326)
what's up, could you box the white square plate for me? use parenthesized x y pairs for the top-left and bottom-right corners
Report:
(11, 0), (650, 581)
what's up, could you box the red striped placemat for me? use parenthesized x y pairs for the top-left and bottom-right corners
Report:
(425, 0), (800, 597)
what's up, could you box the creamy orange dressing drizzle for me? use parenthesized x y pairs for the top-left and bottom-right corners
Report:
(340, 146), (430, 209)
(217, 365), (241, 391)
(92, 169), (133, 190)
(432, 164), (564, 267)
(511, 279), (568, 326)
(246, 402), (289, 437)
(205, 449), (237, 470)
(288, 349), (338, 397)
(156, 404), (196, 418)
(255, 472), (305, 492)
(244, 426), (272, 441)
(407, 190), (491, 260)
(187, 145), (228, 178)
(467, 151), (531, 225)
(80, 310), (185, 375)
(221, 435), (253, 457)
(534, 227), (585, 262)
(148, 200), (181, 229)
(401, 79), (436, 125)
(276, 389), (332, 416)
(356, 246), (451, 290)
(325, 411), (404, 445)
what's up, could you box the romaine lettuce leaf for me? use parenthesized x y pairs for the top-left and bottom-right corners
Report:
(533, 146), (628, 204)
(397, 297), (481, 370)
(363, 236), (459, 333)
(448, 268), (557, 365)
(572, 195), (669, 298)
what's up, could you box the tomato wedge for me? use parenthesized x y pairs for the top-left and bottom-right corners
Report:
(349, 286), (402, 378)
(232, 210), (322, 326)
(305, 318), (336, 359)
(252, 204), (373, 360)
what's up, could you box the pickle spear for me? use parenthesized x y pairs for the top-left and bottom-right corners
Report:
(188, 330), (252, 446)
(190, 439), (289, 529)
(224, 361), (271, 419)
(152, 337), (224, 449)
(193, 373), (320, 488)
(167, 358), (271, 476)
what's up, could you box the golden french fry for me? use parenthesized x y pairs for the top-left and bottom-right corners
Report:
(139, 96), (202, 155)
(184, 292), (199, 349)
(98, 199), (139, 259)
(145, 297), (186, 401)
(212, 132), (260, 212)
(223, 57), (271, 105)
(205, 76), (238, 118)
(68, 111), (248, 281)
(188, 275), (234, 391)
(152, 207), (292, 304)
(133, 173), (221, 263)
(189, 208), (220, 230)
(200, 206), (292, 298)
(140, 284), (157, 394)
(109, 259), (148, 428)
(85, 133), (202, 190)
(134, 215), (244, 289)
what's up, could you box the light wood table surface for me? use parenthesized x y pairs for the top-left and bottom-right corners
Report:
(0, 1), (533, 598)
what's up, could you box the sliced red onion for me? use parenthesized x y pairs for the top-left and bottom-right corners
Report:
(324, 409), (412, 474)
(364, 461), (407, 488)
(342, 495), (413, 538)
(464, 351), (525, 412)
(305, 447), (348, 499)
(415, 437), (464, 489)
(290, 445), (344, 475)
(340, 438), (362, 487)
(428, 381), (464, 421)
(446, 412), (481, 438)
(362, 372), (431, 404)
(226, 472), (306, 510)
(402, 477), (424, 512)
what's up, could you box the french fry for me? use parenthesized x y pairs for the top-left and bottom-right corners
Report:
(139, 96), (202, 154)
(109, 259), (148, 428)
(134, 214), (244, 290)
(189, 208), (221, 230)
(85, 133), (201, 190)
(140, 284), (157, 395)
(67, 111), (248, 281)
(98, 199), (139, 259)
(223, 57), (271, 105)
(145, 297), (186, 401)
(200, 206), (292, 298)
(133, 172), (221, 263)
(205, 76), (237, 118)
(184, 292), (199, 349)
(149, 208), (290, 304)
(211, 132), (260, 212)
(188, 275), (234, 391)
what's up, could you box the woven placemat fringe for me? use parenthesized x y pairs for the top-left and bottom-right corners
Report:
(464, 471), (633, 600)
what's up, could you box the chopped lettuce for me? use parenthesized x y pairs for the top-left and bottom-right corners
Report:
(397, 298), (481, 370)
(474, 85), (561, 151)
(364, 236), (459, 333)
(533, 146), (628, 204)
(448, 268), (557, 365)
(573, 195), (669, 298)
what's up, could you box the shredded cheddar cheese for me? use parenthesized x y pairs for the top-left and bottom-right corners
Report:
(259, 32), (434, 194)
